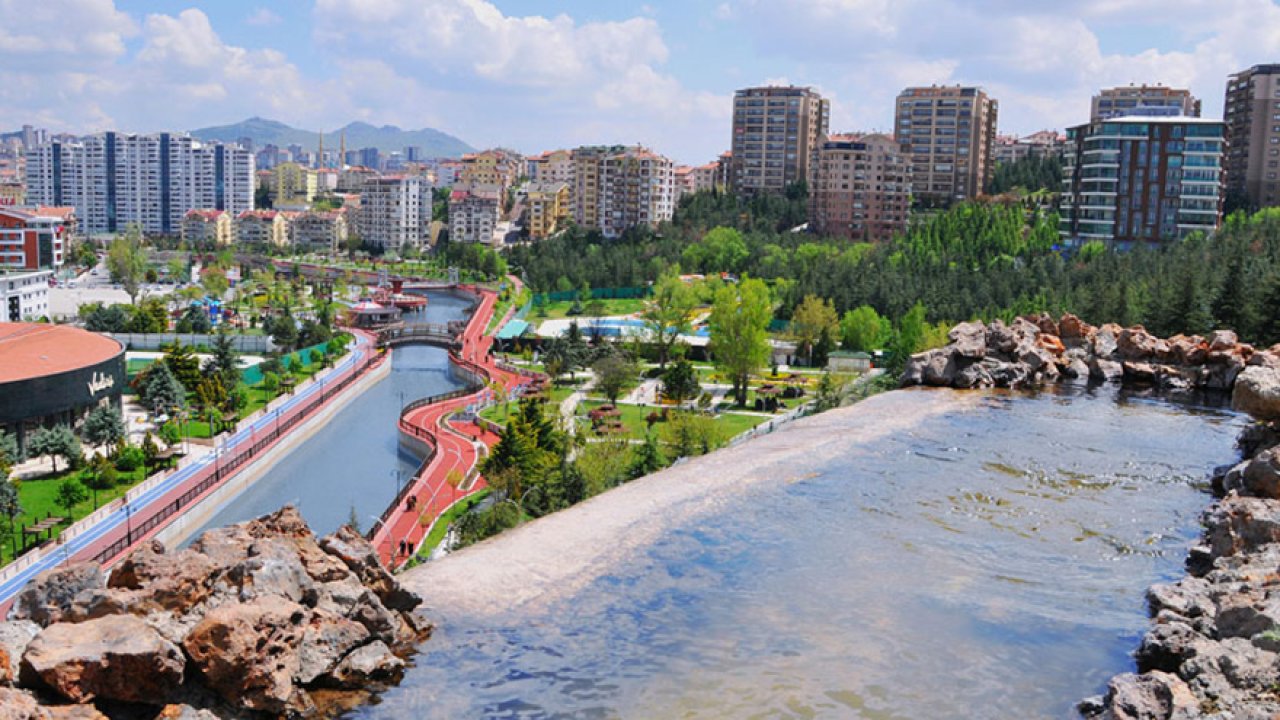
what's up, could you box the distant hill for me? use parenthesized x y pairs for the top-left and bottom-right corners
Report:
(189, 117), (475, 159)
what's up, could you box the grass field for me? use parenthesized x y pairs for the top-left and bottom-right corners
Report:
(1, 465), (150, 566)
(532, 297), (648, 321)
(414, 489), (491, 560)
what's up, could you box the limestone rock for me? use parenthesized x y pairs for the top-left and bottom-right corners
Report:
(21, 615), (184, 705)
(0, 687), (46, 720)
(9, 564), (104, 627)
(1209, 329), (1240, 352)
(947, 321), (987, 359)
(1241, 449), (1280, 499)
(43, 706), (108, 720)
(108, 541), (216, 614)
(326, 640), (404, 689)
(1203, 495), (1280, 558)
(1090, 358), (1125, 383)
(1234, 366), (1280, 421)
(1118, 327), (1160, 362)
(182, 595), (312, 716)
(156, 705), (222, 720)
(296, 610), (370, 685)
(1097, 671), (1199, 720)
(319, 525), (420, 613)
(0, 621), (39, 686)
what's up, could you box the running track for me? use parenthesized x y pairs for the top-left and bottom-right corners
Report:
(0, 329), (384, 609)
(371, 281), (543, 568)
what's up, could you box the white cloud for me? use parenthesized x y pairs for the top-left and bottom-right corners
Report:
(246, 7), (282, 26)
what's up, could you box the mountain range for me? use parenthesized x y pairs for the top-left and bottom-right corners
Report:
(189, 117), (475, 159)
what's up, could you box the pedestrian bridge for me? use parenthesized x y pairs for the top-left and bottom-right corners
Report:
(378, 323), (461, 349)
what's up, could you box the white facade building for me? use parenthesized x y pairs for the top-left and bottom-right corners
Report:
(1, 269), (52, 322)
(358, 176), (431, 250)
(25, 132), (254, 237)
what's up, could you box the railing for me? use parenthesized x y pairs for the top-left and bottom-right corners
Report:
(87, 346), (383, 566)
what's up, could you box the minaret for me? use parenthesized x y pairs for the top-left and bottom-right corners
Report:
(317, 130), (324, 169)
(339, 130), (346, 170)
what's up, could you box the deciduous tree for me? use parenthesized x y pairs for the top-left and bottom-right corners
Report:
(709, 277), (772, 407)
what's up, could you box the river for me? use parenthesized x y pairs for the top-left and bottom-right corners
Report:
(349, 385), (1243, 719)
(189, 291), (473, 540)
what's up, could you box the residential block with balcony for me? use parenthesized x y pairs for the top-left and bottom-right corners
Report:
(1059, 116), (1225, 248)
(730, 86), (829, 197)
(808, 134), (911, 243)
(894, 86), (998, 205)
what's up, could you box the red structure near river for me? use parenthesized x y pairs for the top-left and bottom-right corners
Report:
(370, 280), (544, 568)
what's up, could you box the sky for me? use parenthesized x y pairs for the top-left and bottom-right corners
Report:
(2, 0), (1279, 164)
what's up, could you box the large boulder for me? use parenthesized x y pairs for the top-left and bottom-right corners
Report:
(296, 609), (370, 685)
(1093, 325), (1121, 360)
(107, 542), (216, 614)
(1089, 358), (1125, 383)
(0, 687), (45, 720)
(8, 564), (104, 627)
(319, 525), (420, 614)
(21, 615), (184, 705)
(1234, 366), (1280, 421)
(1203, 495), (1280, 558)
(947, 321), (987, 359)
(325, 640), (404, 689)
(1118, 327), (1160, 362)
(1209, 329), (1240, 352)
(1241, 449), (1280, 499)
(182, 596), (311, 716)
(1094, 671), (1199, 720)
(0, 621), (39, 685)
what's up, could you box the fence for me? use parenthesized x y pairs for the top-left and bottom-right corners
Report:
(87, 347), (383, 567)
(108, 333), (276, 353)
(533, 286), (652, 304)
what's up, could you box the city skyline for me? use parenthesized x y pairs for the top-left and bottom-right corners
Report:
(1, 0), (1279, 164)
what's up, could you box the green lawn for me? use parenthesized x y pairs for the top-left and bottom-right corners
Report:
(532, 297), (648, 320)
(414, 489), (491, 561)
(714, 411), (771, 438)
(479, 386), (574, 428)
(487, 288), (531, 334)
(576, 400), (663, 440)
(184, 359), (327, 439)
(1, 465), (150, 566)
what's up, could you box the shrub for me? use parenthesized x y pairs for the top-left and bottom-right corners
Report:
(115, 446), (146, 472)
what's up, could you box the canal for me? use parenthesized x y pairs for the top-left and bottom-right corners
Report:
(189, 291), (474, 540)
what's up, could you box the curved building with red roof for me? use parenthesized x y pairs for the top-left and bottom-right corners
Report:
(0, 323), (125, 455)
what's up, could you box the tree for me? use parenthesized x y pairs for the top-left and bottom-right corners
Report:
(0, 478), (22, 534)
(708, 277), (772, 407)
(29, 426), (81, 474)
(83, 405), (125, 453)
(592, 353), (636, 405)
(642, 272), (696, 370)
(684, 226), (748, 274)
(131, 297), (169, 333)
(208, 330), (241, 390)
(163, 341), (203, 393)
(141, 362), (188, 415)
(83, 304), (131, 333)
(55, 478), (88, 518)
(812, 326), (835, 368)
(660, 359), (700, 406)
(892, 302), (929, 365)
(84, 456), (118, 508)
(661, 412), (725, 459)
(261, 372), (281, 402)
(201, 267), (229, 298)
(0, 430), (21, 466)
(106, 227), (148, 305)
(573, 439), (633, 497)
(789, 294), (839, 366)
(840, 305), (892, 352)
(630, 432), (667, 479)
(175, 305), (212, 334)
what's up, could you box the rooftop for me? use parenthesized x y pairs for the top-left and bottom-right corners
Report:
(0, 323), (123, 385)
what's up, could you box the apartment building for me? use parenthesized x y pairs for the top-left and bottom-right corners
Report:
(529, 150), (574, 187)
(289, 209), (348, 253)
(337, 166), (377, 193)
(25, 132), (253, 236)
(0, 207), (66, 270)
(572, 145), (675, 239)
(994, 131), (1067, 165)
(1059, 116), (1225, 247)
(359, 175), (431, 250)
(894, 86), (998, 205)
(180, 209), (232, 246)
(236, 210), (290, 247)
(449, 185), (501, 244)
(460, 149), (522, 195)
(1225, 64), (1280, 209)
(1091, 85), (1201, 123)
(730, 86), (829, 196)
(1, 269), (52, 322)
(525, 181), (570, 240)
(808, 134), (911, 243)
(266, 162), (318, 208)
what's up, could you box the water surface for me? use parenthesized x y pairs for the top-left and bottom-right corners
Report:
(190, 291), (472, 538)
(349, 385), (1242, 719)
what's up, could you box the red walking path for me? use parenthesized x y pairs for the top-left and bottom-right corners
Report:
(370, 281), (543, 568)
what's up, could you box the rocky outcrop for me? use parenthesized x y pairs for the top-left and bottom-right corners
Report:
(1233, 366), (1280, 422)
(4, 506), (427, 719)
(1082, 408), (1280, 718)
(901, 314), (1266, 394)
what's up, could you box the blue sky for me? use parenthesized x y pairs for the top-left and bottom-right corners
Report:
(2, 0), (1278, 163)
